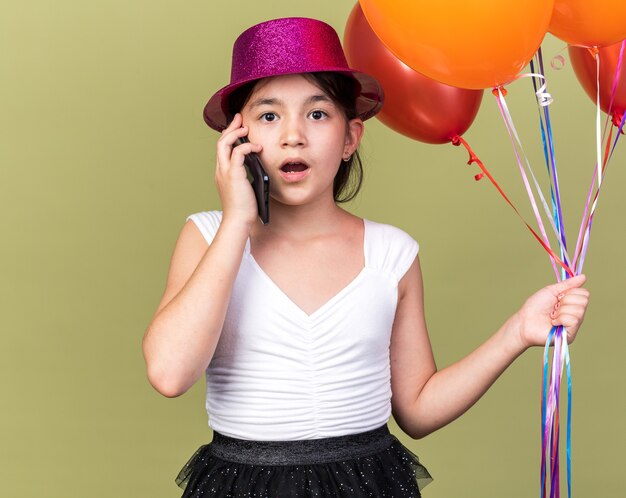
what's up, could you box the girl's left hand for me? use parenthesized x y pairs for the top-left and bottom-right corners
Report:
(513, 274), (590, 350)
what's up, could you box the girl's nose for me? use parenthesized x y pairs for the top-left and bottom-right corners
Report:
(280, 118), (306, 148)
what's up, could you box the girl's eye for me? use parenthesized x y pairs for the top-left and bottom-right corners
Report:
(309, 110), (327, 120)
(260, 112), (277, 122)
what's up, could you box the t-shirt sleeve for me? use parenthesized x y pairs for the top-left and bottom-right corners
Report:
(367, 221), (419, 283)
(388, 227), (419, 282)
(185, 211), (223, 245)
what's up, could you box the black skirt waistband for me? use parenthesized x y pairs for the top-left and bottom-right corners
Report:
(210, 425), (395, 466)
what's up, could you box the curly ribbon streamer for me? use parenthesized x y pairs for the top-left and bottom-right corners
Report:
(451, 136), (573, 278)
(550, 54), (566, 71)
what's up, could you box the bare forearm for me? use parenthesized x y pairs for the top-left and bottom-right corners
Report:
(142, 220), (248, 397)
(400, 315), (527, 438)
(391, 262), (588, 440)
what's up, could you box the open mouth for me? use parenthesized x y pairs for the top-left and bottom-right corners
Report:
(280, 162), (309, 173)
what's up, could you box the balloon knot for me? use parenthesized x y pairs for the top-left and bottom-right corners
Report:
(492, 86), (507, 97)
(451, 135), (461, 146)
(612, 111), (625, 132)
(587, 46), (599, 58)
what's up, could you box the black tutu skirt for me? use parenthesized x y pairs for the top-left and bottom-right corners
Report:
(175, 425), (432, 497)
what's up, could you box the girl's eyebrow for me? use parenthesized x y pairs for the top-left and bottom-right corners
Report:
(248, 94), (332, 110)
(248, 97), (281, 109)
(304, 94), (333, 106)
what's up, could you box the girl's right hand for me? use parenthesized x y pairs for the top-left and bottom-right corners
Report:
(215, 113), (263, 229)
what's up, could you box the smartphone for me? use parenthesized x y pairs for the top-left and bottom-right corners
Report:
(235, 136), (269, 225)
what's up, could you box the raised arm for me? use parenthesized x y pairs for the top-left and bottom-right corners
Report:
(142, 218), (249, 397)
(390, 256), (589, 439)
(142, 114), (262, 397)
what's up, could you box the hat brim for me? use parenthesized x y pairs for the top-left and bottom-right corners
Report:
(203, 69), (384, 132)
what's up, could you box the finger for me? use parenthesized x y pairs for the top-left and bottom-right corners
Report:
(547, 274), (587, 296)
(218, 124), (249, 149)
(219, 142), (264, 186)
(216, 126), (250, 170)
(562, 287), (590, 295)
(555, 313), (583, 332)
(565, 326), (580, 343)
(222, 112), (243, 132)
(559, 294), (589, 307)
(551, 305), (586, 326)
(231, 141), (263, 162)
(217, 114), (247, 150)
(556, 302), (587, 316)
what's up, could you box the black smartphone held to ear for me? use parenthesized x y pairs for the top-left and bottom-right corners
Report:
(235, 136), (269, 225)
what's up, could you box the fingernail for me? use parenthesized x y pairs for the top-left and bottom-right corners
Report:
(557, 293), (565, 300)
(550, 310), (557, 318)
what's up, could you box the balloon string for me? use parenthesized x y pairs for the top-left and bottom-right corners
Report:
(494, 88), (560, 280)
(566, 335), (572, 498)
(595, 51), (603, 186)
(551, 329), (562, 498)
(571, 158), (602, 273)
(451, 136), (573, 277)
(605, 40), (626, 129)
(493, 88), (573, 277)
(494, 87), (571, 273)
(496, 87), (571, 268)
(574, 52), (609, 269)
(539, 50), (569, 265)
(541, 326), (557, 498)
(575, 116), (625, 272)
(530, 51), (568, 280)
(536, 50), (568, 260)
(574, 96), (614, 271)
(572, 44), (626, 272)
(494, 73), (574, 497)
(541, 326), (571, 498)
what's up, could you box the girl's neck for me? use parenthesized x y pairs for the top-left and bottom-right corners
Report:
(251, 196), (355, 241)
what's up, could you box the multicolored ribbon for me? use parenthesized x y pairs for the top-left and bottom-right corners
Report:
(540, 326), (571, 498)
(452, 41), (625, 498)
(528, 51), (573, 498)
(573, 40), (626, 274)
(517, 46), (623, 498)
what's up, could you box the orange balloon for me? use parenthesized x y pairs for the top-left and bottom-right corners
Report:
(569, 41), (626, 122)
(550, 0), (626, 48)
(344, 3), (483, 144)
(359, 0), (554, 89)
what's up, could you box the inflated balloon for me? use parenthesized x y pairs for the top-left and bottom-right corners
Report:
(344, 3), (483, 144)
(569, 41), (626, 122)
(550, 0), (626, 48)
(358, 0), (554, 89)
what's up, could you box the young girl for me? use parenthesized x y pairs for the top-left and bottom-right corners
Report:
(142, 17), (590, 498)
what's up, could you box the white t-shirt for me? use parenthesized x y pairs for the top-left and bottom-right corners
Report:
(186, 211), (419, 441)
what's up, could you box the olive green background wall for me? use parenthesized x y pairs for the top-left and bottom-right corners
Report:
(2, 1), (624, 497)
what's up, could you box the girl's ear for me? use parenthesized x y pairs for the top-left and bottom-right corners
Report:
(344, 118), (364, 157)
